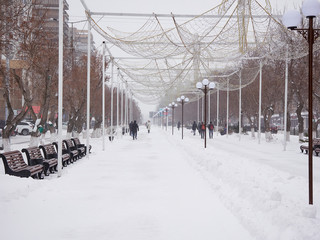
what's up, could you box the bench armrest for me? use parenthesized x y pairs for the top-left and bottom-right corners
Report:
(30, 158), (43, 166)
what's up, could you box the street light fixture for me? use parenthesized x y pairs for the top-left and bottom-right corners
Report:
(196, 79), (215, 148)
(282, 0), (320, 205)
(177, 95), (189, 140)
(168, 102), (178, 135)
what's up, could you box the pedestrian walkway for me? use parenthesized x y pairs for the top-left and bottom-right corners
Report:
(77, 128), (253, 240)
(0, 128), (253, 240)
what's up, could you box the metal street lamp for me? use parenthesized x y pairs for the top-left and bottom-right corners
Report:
(196, 79), (215, 148)
(282, 0), (320, 205)
(168, 102), (178, 135)
(177, 96), (189, 140)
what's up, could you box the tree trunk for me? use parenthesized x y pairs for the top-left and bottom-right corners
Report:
(286, 111), (291, 142)
(263, 105), (274, 141)
(67, 115), (76, 135)
(296, 103), (304, 140)
(2, 138), (11, 152)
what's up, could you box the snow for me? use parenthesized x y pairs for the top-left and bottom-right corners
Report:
(0, 127), (320, 240)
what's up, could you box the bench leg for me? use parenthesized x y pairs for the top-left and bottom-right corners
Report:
(44, 165), (49, 176)
(50, 167), (55, 173)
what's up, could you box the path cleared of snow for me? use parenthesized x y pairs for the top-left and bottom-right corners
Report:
(0, 128), (253, 240)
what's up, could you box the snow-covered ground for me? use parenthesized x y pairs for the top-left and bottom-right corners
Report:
(0, 126), (319, 240)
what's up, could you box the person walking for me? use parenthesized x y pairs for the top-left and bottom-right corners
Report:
(200, 122), (205, 139)
(129, 121), (133, 137)
(131, 120), (139, 140)
(146, 120), (151, 133)
(208, 121), (214, 139)
(177, 121), (181, 131)
(197, 122), (201, 135)
(192, 121), (197, 135)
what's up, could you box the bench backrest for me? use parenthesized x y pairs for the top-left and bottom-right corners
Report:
(0, 150), (27, 172)
(22, 147), (43, 165)
(53, 141), (67, 150)
(314, 139), (320, 145)
(64, 139), (76, 150)
(40, 144), (57, 159)
(73, 138), (81, 145)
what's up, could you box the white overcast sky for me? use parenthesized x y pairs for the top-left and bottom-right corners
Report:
(66, 0), (304, 119)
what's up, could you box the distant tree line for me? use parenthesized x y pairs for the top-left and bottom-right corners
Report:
(0, 0), (141, 150)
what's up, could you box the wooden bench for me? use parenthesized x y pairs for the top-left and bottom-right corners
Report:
(40, 143), (70, 167)
(0, 150), (43, 178)
(63, 139), (80, 161)
(300, 138), (320, 156)
(53, 141), (75, 164)
(22, 146), (57, 176)
(72, 138), (90, 156)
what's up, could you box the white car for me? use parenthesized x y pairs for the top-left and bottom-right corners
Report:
(15, 121), (34, 135)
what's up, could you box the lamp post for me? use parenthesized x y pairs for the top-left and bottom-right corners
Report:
(282, 0), (320, 205)
(177, 96), (189, 139)
(169, 102), (178, 135)
(196, 79), (216, 148)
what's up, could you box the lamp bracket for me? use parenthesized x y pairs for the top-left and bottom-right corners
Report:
(295, 28), (320, 43)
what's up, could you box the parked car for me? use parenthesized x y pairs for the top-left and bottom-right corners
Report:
(15, 121), (34, 135)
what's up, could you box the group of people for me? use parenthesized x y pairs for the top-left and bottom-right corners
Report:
(192, 121), (214, 139)
(129, 120), (151, 140)
(129, 120), (139, 140)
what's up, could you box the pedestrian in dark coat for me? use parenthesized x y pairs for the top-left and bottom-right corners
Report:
(192, 121), (197, 135)
(131, 120), (139, 140)
(208, 121), (214, 139)
(129, 121), (133, 136)
(197, 122), (201, 135)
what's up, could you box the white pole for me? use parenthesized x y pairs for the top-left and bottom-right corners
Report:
(57, 0), (63, 177)
(217, 88), (219, 136)
(129, 93), (133, 122)
(258, 60), (262, 144)
(116, 70), (119, 132)
(121, 82), (124, 127)
(284, 45), (289, 151)
(124, 87), (128, 129)
(102, 42), (106, 151)
(208, 92), (211, 123)
(86, 12), (91, 156)
(197, 93), (200, 123)
(202, 95), (204, 122)
(110, 60), (114, 139)
(227, 79), (229, 137)
(239, 70), (242, 141)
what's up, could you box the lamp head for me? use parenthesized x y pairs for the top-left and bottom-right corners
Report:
(181, 95), (185, 100)
(209, 82), (216, 89)
(302, 0), (320, 17)
(196, 82), (202, 89)
(202, 78), (209, 86)
(169, 103), (172, 107)
(175, 104), (178, 107)
(172, 102), (175, 105)
(185, 97), (189, 102)
(177, 97), (181, 102)
(282, 9), (301, 29)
